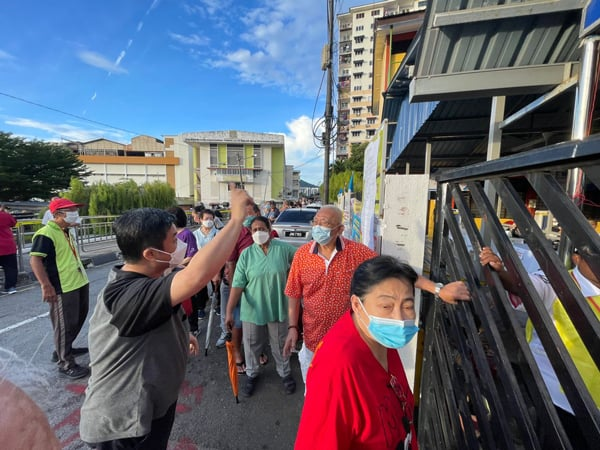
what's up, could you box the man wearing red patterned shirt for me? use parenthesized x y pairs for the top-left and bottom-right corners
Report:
(283, 205), (470, 386)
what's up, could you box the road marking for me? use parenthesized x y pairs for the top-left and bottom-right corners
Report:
(0, 312), (49, 335)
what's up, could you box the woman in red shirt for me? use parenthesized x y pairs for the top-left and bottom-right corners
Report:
(295, 255), (419, 449)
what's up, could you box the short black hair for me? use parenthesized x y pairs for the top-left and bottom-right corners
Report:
(252, 203), (261, 215)
(193, 204), (205, 214)
(166, 206), (188, 228)
(350, 255), (418, 299)
(113, 208), (175, 262)
(250, 216), (270, 229)
(200, 209), (215, 219)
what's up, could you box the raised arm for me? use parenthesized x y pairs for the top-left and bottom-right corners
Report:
(170, 189), (251, 305)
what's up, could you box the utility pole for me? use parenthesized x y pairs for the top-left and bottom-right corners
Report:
(322, 0), (334, 204)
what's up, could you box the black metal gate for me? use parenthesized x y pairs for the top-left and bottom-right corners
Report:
(417, 135), (600, 449)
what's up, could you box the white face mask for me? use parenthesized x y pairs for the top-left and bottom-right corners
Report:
(64, 211), (80, 224)
(152, 239), (187, 268)
(252, 230), (270, 245)
(202, 219), (214, 229)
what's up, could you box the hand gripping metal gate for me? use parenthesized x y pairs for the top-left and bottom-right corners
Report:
(417, 136), (600, 449)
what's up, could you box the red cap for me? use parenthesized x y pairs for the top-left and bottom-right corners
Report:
(49, 198), (85, 213)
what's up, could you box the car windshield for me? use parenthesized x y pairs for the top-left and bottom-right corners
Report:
(275, 210), (316, 224)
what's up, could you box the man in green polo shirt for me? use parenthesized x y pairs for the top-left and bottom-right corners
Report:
(30, 198), (90, 379)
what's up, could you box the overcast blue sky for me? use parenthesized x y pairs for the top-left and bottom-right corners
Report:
(0, 0), (368, 185)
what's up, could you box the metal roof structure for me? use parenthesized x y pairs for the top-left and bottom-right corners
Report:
(382, 0), (594, 174)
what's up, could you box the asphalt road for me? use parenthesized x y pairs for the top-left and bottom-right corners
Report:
(0, 262), (305, 450)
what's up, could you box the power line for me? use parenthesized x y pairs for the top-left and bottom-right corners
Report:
(0, 91), (144, 137)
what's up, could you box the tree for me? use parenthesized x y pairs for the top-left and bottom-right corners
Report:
(140, 181), (176, 209)
(67, 178), (91, 215)
(63, 179), (173, 215)
(328, 171), (363, 203)
(326, 142), (367, 203)
(347, 142), (367, 172)
(0, 132), (91, 201)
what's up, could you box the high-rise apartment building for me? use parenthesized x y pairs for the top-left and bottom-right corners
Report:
(336, 0), (425, 159)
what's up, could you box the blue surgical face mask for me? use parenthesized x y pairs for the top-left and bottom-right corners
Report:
(312, 225), (333, 245)
(357, 300), (419, 349)
(243, 216), (254, 227)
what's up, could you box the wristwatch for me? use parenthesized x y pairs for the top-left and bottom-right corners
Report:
(434, 283), (444, 301)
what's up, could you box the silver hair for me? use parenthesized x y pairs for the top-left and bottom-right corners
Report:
(0, 347), (50, 395)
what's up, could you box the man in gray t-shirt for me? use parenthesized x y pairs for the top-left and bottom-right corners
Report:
(80, 189), (250, 449)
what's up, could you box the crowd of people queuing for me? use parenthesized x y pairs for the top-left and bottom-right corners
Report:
(3, 189), (595, 449)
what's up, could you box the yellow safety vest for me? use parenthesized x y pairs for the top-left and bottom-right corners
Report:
(526, 271), (600, 408)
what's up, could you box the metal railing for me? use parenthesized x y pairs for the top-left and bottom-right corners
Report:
(11, 215), (118, 273)
(418, 135), (600, 449)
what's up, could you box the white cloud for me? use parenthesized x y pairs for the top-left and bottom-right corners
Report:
(169, 32), (210, 47)
(115, 50), (126, 67)
(149, 0), (161, 13)
(78, 50), (128, 74)
(0, 49), (15, 61)
(173, 0), (330, 96)
(200, 0), (227, 16)
(0, 49), (18, 70)
(283, 115), (325, 184)
(5, 117), (126, 142)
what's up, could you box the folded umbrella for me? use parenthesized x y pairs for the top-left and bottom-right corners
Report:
(225, 332), (239, 403)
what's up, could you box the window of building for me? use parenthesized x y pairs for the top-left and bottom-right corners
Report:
(253, 145), (262, 168)
(367, 106), (373, 113)
(356, 12), (364, 19)
(366, 129), (375, 137)
(355, 25), (364, 32)
(367, 117), (377, 125)
(340, 101), (349, 109)
(351, 131), (361, 137)
(354, 35), (364, 43)
(352, 96), (363, 102)
(353, 73), (363, 79)
(353, 85), (362, 91)
(354, 60), (363, 67)
(354, 48), (364, 56)
(227, 144), (244, 167)
(371, 9), (380, 16)
(351, 119), (362, 126)
(352, 107), (362, 115)
(210, 144), (218, 167)
(342, 68), (350, 75)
